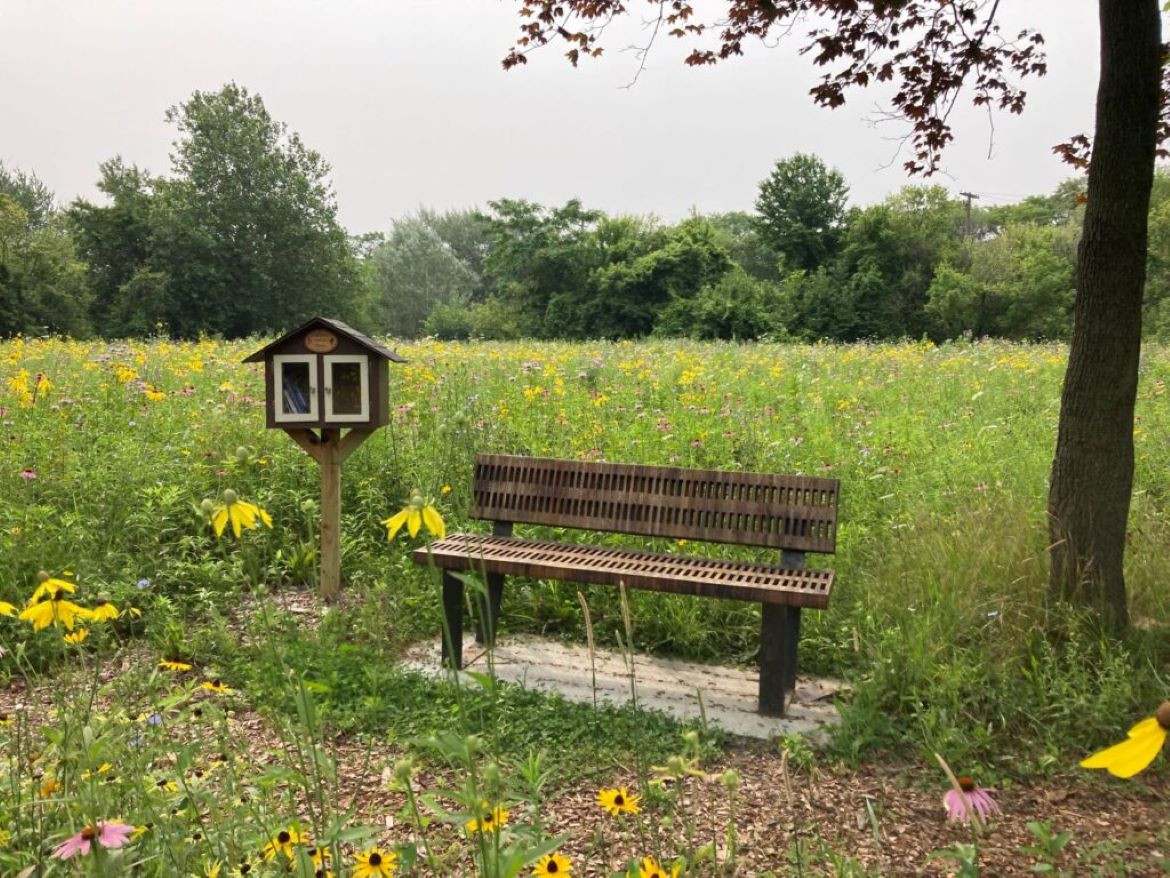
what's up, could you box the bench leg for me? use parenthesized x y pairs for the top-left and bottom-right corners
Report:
(759, 604), (801, 716)
(441, 571), (464, 670)
(475, 573), (505, 646)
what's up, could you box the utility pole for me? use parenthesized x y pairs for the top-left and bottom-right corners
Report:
(959, 191), (980, 239)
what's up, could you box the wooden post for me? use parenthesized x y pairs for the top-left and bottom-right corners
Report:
(319, 428), (342, 603)
(282, 427), (374, 604)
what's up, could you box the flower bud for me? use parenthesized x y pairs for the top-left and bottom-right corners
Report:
(720, 768), (741, 792)
(393, 758), (414, 785)
(464, 734), (483, 755)
(1157, 701), (1170, 729)
(36, 570), (49, 583)
(200, 499), (215, 514)
(222, 489), (238, 505)
(483, 762), (502, 789)
(235, 446), (250, 461)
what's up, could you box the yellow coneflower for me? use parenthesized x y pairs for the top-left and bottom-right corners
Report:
(89, 600), (119, 622)
(0, 600), (15, 616)
(1082, 701), (1170, 778)
(39, 777), (61, 797)
(20, 590), (89, 632)
(382, 491), (445, 541)
(210, 489), (273, 538)
(29, 571), (76, 603)
(159, 659), (193, 672)
(64, 628), (88, 645)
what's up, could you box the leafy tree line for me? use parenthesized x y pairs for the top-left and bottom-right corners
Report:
(5, 85), (1170, 345)
(2, 84), (367, 339)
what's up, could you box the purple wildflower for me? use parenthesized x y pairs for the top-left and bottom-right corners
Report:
(943, 776), (1000, 825)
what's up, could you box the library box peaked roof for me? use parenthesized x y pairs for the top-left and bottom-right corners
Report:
(243, 317), (406, 364)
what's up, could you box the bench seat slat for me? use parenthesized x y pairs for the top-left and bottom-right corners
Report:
(414, 533), (833, 610)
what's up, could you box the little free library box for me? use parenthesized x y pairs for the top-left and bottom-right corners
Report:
(244, 316), (405, 429)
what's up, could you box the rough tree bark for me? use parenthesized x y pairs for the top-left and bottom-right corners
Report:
(1048, 0), (1163, 629)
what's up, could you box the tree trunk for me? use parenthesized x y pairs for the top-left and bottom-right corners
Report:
(1048, 0), (1162, 629)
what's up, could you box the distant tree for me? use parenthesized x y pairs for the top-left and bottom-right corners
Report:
(927, 224), (1078, 339)
(591, 216), (732, 338)
(789, 185), (962, 340)
(481, 198), (603, 336)
(369, 215), (478, 337)
(418, 208), (495, 301)
(68, 159), (159, 335)
(754, 153), (848, 272)
(707, 211), (777, 279)
(151, 83), (366, 337)
(983, 179), (1087, 233)
(654, 266), (785, 339)
(0, 195), (92, 337)
(0, 162), (55, 231)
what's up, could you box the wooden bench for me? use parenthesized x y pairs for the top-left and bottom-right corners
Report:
(411, 454), (839, 716)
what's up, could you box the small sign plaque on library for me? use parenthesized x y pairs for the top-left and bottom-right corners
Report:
(245, 317), (406, 600)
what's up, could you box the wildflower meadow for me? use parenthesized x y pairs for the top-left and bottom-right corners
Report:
(2, 335), (1169, 875)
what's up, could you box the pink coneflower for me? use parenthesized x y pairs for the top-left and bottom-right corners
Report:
(943, 776), (1000, 825)
(53, 821), (136, 858)
(19, 469), (37, 480)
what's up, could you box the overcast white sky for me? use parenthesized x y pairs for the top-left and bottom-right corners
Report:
(1, 1), (1101, 234)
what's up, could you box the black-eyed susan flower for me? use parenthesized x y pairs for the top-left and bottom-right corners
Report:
(232, 857), (256, 876)
(0, 712), (12, 727)
(1082, 701), (1170, 778)
(210, 489), (273, 538)
(597, 787), (640, 817)
(464, 803), (509, 834)
(629, 856), (680, 878)
(200, 679), (231, 694)
(160, 659), (193, 672)
(352, 847), (396, 878)
(262, 826), (305, 861)
(533, 852), (572, 875)
(88, 599), (118, 622)
(64, 628), (88, 645)
(382, 492), (445, 541)
(20, 589), (89, 632)
(80, 762), (113, 780)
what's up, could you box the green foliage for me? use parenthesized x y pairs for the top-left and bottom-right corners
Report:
(754, 153), (849, 272)
(0, 188), (93, 337)
(654, 266), (785, 340)
(68, 159), (159, 336)
(927, 224), (1077, 340)
(150, 83), (367, 337)
(371, 214), (479, 338)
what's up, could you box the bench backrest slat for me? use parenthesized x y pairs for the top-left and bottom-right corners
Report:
(469, 454), (839, 553)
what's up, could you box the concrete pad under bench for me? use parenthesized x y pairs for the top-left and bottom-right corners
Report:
(402, 633), (843, 741)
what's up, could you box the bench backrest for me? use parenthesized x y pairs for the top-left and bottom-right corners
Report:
(469, 454), (839, 554)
